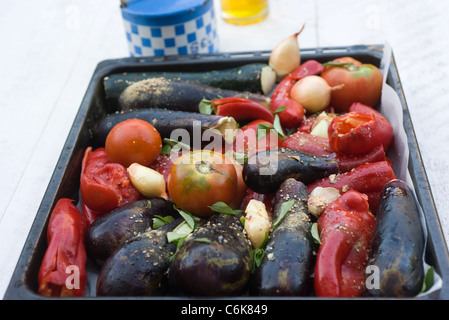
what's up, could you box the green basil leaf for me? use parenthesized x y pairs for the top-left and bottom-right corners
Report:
(420, 266), (435, 293)
(152, 215), (175, 229)
(252, 248), (265, 273)
(311, 222), (321, 244)
(195, 238), (212, 243)
(198, 98), (213, 114)
(272, 114), (285, 139)
(257, 123), (271, 140)
(209, 201), (242, 215)
(173, 205), (197, 230)
(272, 105), (286, 114)
(272, 199), (295, 229)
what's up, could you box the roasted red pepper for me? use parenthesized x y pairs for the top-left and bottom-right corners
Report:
(348, 102), (386, 119)
(307, 161), (397, 214)
(80, 147), (140, 215)
(328, 111), (394, 155)
(314, 191), (376, 297)
(38, 198), (88, 297)
(270, 60), (324, 128)
(282, 130), (387, 172)
(211, 97), (275, 123)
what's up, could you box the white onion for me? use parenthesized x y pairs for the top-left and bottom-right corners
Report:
(290, 75), (344, 113)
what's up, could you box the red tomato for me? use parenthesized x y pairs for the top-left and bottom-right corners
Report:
(167, 150), (238, 217)
(105, 118), (162, 168)
(80, 147), (141, 214)
(233, 119), (284, 157)
(321, 57), (383, 112)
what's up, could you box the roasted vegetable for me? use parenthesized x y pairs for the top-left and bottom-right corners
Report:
(104, 63), (276, 108)
(242, 148), (339, 194)
(91, 108), (239, 148)
(250, 178), (315, 296)
(85, 198), (178, 266)
(168, 213), (252, 296)
(314, 191), (376, 297)
(117, 77), (270, 113)
(96, 218), (183, 296)
(366, 179), (425, 297)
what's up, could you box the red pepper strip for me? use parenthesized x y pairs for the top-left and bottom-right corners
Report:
(328, 111), (394, 155)
(307, 161), (397, 214)
(38, 198), (88, 297)
(81, 202), (101, 227)
(281, 130), (334, 156)
(281, 130), (387, 172)
(212, 97), (275, 123)
(80, 147), (140, 215)
(348, 102), (385, 119)
(289, 59), (324, 80)
(269, 60), (323, 128)
(314, 191), (376, 297)
(336, 144), (387, 172)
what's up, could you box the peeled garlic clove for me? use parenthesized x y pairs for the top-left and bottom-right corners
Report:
(127, 163), (168, 199)
(307, 187), (341, 218)
(269, 24), (305, 81)
(244, 199), (271, 249)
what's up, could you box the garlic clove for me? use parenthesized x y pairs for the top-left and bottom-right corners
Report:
(127, 162), (168, 199)
(244, 199), (271, 249)
(269, 24), (305, 81)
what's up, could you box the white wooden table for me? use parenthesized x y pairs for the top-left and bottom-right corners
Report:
(1, 0), (448, 298)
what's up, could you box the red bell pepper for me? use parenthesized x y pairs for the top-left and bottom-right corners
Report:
(307, 161), (397, 214)
(314, 191), (376, 297)
(328, 111), (394, 155)
(269, 60), (324, 128)
(281, 130), (387, 173)
(80, 147), (140, 215)
(348, 102), (386, 119)
(38, 198), (88, 297)
(211, 97), (275, 123)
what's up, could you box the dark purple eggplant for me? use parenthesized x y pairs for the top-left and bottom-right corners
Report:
(117, 77), (270, 113)
(90, 108), (238, 148)
(85, 198), (178, 266)
(366, 179), (425, 297)
(242, 148), (339, 194)
(168, 213), (252, 296)
(250, 178), (315, 296)
(96, 218), (183, 296)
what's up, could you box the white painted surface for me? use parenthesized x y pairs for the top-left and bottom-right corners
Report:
(1, 0), (448, 298)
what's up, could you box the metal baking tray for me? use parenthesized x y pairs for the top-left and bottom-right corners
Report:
(4, 45), (449, 300)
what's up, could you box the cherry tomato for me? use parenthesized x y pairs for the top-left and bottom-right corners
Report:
(321, 57), (383, 112)
(167, 150), (237, 217)
(105, 118), (162, 168)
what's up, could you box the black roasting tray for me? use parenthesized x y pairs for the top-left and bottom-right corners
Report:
(4, 45), (449, 300)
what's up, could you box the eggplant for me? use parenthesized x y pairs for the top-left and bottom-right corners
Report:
(168, 213), (253, 296)
(242, 148), (339, 194)
(250, 178), (315, 296)
(90, 108), (238, 148)
(104, 63), (276, 109)
(85, 198), (178, 266)
(96, 218), (183, 296)
(366, 179), (425, 297)
(117, 77), (270, 113)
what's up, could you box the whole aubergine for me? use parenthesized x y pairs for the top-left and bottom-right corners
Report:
(85, 198), (178, 265)
(96, 218), (183, 296)
(168, 213), (253, 296)
(366, 179), (425, 297)
(250, 178), (316, 296)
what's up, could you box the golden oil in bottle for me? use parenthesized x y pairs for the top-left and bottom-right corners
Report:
(220, 0), (268, 25)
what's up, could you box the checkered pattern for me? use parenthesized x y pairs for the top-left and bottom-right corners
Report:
(123, 7), (218, 57)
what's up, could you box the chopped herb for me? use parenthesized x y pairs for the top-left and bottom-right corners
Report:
(198, 98), (213, 114)
(311, 222), (321, 244)
(272, 199), (295, 229)
(209, 201), (242, 215)
(152, 215), (175, 229)
(420, 266), (435, 294)
(195, 238), (212, 243)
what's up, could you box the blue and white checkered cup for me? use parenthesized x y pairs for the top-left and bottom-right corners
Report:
(121, 0), (219, 57)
